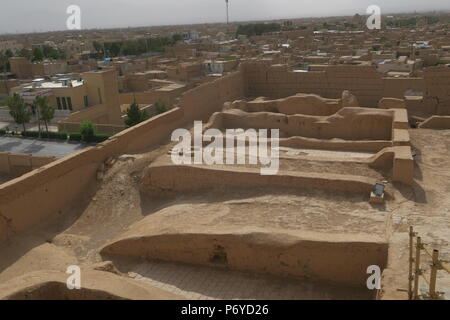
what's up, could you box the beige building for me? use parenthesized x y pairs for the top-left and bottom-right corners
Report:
(0, 40), (23, 53)
(9, 57), (32, 79)
(9, 57), (68, 79)
(12, 69), (123, 127)
(166, 62), (204, 81)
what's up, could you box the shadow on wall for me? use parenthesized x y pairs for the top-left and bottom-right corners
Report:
(5, 282), (125, 300)
(393, 181), (428, 205)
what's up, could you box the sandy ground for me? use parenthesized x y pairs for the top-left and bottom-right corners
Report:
(126, 259), (373, 300)
(123, 188), (390, 237)
(385, 129), (450, 298)
(0, 129), (448, 299)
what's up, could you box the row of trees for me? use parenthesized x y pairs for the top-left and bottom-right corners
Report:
(6, 93), (54, 134)
(0, 45), (66, 68)
(92, 35), (182, 58)
(386, 16), (440, 28)
(30, 45), (67, 62)
(5, 95), (169, 139)
(236, 23), (282, 38)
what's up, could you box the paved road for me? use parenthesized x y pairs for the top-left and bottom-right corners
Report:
(0, 136), (90, 158)
(0, 121), (59, 132)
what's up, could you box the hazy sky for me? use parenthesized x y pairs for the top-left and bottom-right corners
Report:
(1, 0), (450, 34)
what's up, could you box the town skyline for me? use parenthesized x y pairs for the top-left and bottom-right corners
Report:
(2, 0), (450, 34)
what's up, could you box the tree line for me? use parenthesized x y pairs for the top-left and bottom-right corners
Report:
(4, 93), (169, 137)
(30, 45), (67, 62)
(0, 45), (67, 72)
(236, 23), (282, 38)
(386, 16), (440, 28)
(5, 93), (54, 134)
(91, 34), (182, 58)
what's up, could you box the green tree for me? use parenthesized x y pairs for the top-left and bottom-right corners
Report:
(80, 120), (95, 142)
(236, 23), (281, 38)
(7, 93), (31, 132)
(109, 42), (122, 57)
(0, 52), (8, 73)
(125, 102), (149, 127)
(172, 34), (183, 43)
(42, 45), (58, 59)
(0, 50), (13, 72)
(122, 40), (139, 56)
(32, 47), (44, 62)
(35, 96), (55, 133)
(155, 101), (168, 115)
(16, 48), (32, 60)
(93, 41), (103, 53)
(4, 49), (13, 59)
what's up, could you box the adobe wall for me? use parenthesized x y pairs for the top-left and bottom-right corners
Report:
(423, 66), (450, 115)
(201, 106), (413, 185)
(279, 137), (391, 152)
(210, 108), (393, 140)
(119, 84), (188, 107)
(31, 64), (45, 78)
(82, 69), (123, 125)
(9, 57), (32, 79)
(241, 94), (342, 116)
(242, 62), (448, 116)
(102, 229), (388, 287)
(119, 92), (157, 105)
(0, 110), (184, 240)
(0, 79), (18, 95)
(0, 71), (245, 241)
(0, 148), (100, 240)
(0, 270), (183, 300)
(419, 116), (450, 129)
(143, 164), (383, 195)
(200, 131), (392, 153)
(0, 153), (55, 177)
(59, 103), (110, 123)
(58, 122), (125, 135)
(243, 62), (384, 107)
(181, 71), (245, 122)
(57, 103), (126, 134)
(382, 78), (425, 99)
(127, 73), (150, 92)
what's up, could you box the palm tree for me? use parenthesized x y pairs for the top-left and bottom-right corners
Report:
(35, 96), (55, 134)
(7, 93), (31, 133)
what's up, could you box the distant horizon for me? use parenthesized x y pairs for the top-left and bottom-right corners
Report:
(1, 0), (450, 36)
(1, 9), (450, 37)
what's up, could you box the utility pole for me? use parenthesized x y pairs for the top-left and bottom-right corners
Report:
(226, 0), (229, 25)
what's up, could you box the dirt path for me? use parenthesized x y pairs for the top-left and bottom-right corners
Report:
(382, 129), (450, 299)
